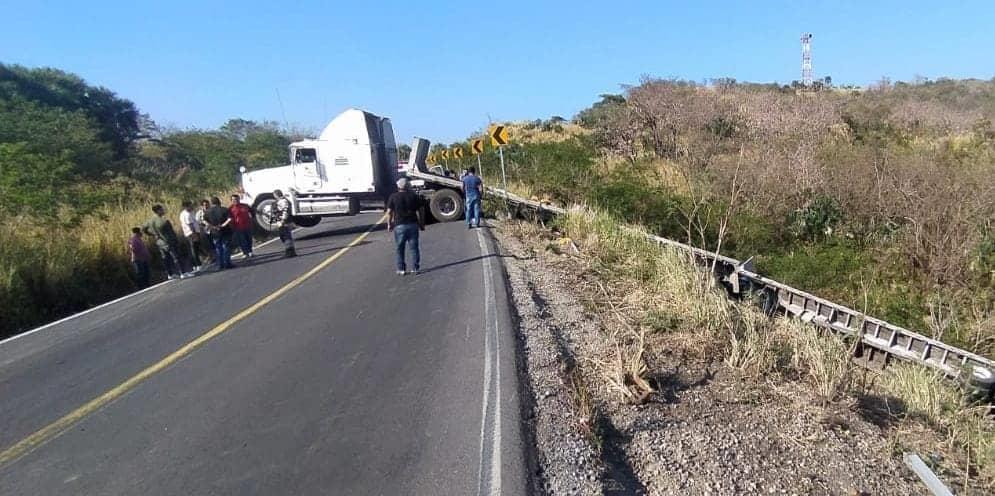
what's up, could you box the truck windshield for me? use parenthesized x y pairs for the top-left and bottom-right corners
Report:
(295, 148), (317, 163)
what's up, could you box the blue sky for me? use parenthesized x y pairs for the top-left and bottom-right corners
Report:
(2, 1), (993, 143)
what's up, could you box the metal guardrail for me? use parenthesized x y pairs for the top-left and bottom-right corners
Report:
(480, 189), (995, 394)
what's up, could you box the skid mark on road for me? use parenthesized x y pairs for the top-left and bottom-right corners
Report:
(0, 216), (385, 467)
(476, 227), (502, 496)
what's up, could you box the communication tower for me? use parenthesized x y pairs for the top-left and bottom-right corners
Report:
(801, 33), (813, 86)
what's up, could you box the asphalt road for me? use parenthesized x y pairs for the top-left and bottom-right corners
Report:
(0, 212), (527, 495)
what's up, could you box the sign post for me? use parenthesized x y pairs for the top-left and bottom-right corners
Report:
(488, 125), (510, 203)
(471, 139), (484, 181)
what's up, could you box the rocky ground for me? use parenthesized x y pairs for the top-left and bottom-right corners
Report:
(494, 220), (934, 495)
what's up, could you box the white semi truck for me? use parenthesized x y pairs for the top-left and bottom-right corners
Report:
(239, 108), (469, 232)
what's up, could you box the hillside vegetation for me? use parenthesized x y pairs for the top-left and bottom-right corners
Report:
(465, 77), (995, 357)
(0, 63), (293, 338)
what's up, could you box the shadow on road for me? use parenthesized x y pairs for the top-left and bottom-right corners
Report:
(419, 253), (519, 274)
(196, 241), (373, 276)
(297, 223), (387, 241)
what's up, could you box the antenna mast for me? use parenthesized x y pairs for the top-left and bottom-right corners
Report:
(801, 33), (813, 86)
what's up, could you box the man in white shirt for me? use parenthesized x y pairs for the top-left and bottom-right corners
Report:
(180, 200), (204, 272)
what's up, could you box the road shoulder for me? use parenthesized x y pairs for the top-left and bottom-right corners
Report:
(491, 219), (928, 495)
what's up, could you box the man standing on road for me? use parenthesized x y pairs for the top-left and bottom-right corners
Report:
(229, 194), (254, 258)
(179, 200), (204, 272)
(386, 178), (426, 275)
(205, 197), (235, 269)
(272, 189), (297, 258)
(461, 166), (483, 229)
(143, 204), (190, 280)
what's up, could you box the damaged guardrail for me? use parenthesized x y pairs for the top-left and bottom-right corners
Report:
(487, 190), (995, 397)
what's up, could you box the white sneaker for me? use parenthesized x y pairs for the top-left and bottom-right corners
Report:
(180, 272), (195, 279)
(193, 265), (203, 272)
(396, 270), (406, 276)
(167, 275), (179, 280)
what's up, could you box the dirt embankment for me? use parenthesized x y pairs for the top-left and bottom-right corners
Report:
(495, 219), (953, 495)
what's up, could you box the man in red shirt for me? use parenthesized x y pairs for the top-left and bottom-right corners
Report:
(229, 194), (254, 258)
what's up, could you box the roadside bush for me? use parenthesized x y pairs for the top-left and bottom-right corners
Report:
(787, 194), (843, 240)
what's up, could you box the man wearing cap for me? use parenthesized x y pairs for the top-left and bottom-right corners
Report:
(386, 178), (426, 275)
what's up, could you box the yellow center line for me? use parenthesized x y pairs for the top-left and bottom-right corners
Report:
(0, 215), (386, 466)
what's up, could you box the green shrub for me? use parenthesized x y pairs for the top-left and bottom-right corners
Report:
(787, 194), (843, 241)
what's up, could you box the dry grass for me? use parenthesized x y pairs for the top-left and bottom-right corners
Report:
(559, 208), (734, 353)
(725, 307), (780, 377)
(502, 121), (590, 145)
(782, 320), (856, 404)
(0, 190), (225, 337)
(883, 363), (995, 487)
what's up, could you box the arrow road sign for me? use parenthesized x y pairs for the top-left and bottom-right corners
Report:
(441, 149), (449, 160)
(453, 147), (464, 159)
(471, 139), (484, 154)
(489, 125), (509, 146)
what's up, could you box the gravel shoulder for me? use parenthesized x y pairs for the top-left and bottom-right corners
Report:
(494, 219), (933, 496)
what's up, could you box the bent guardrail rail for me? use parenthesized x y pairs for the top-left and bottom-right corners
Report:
(481, 190), (995, 395)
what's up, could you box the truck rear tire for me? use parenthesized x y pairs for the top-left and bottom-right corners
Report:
(429, 189), (464, 222)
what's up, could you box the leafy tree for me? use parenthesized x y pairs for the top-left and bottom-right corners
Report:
(0, 143), (74, 216)
(576, 94), (626, 128)
(243, 130), (290, 168)
(0, 63), (140, 159)
(398, 143), (412, 160)
(220, 118), (281, 141)
(0, 98), (113, 177)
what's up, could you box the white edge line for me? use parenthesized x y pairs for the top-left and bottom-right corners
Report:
(476, 227), (502, 496)
(0, 227), (306, 347)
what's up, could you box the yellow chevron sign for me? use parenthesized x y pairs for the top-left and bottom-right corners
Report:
(471, 139), (484, 154)
(489, 125), (509, 146)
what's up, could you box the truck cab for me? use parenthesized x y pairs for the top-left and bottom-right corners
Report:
(239, 109), (398, 232)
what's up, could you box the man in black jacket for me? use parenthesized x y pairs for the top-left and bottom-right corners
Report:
(204, 197), (235, 269)
(386, 178), (426, 275)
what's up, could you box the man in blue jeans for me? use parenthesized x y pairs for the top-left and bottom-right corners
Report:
(204, 197), (235, 269)
(386, 178), (426, 275)
(461, 166), (483, 229)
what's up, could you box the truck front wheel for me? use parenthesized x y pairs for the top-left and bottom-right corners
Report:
(429, 189), (464, 222)
(253, 197), (280, 233)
